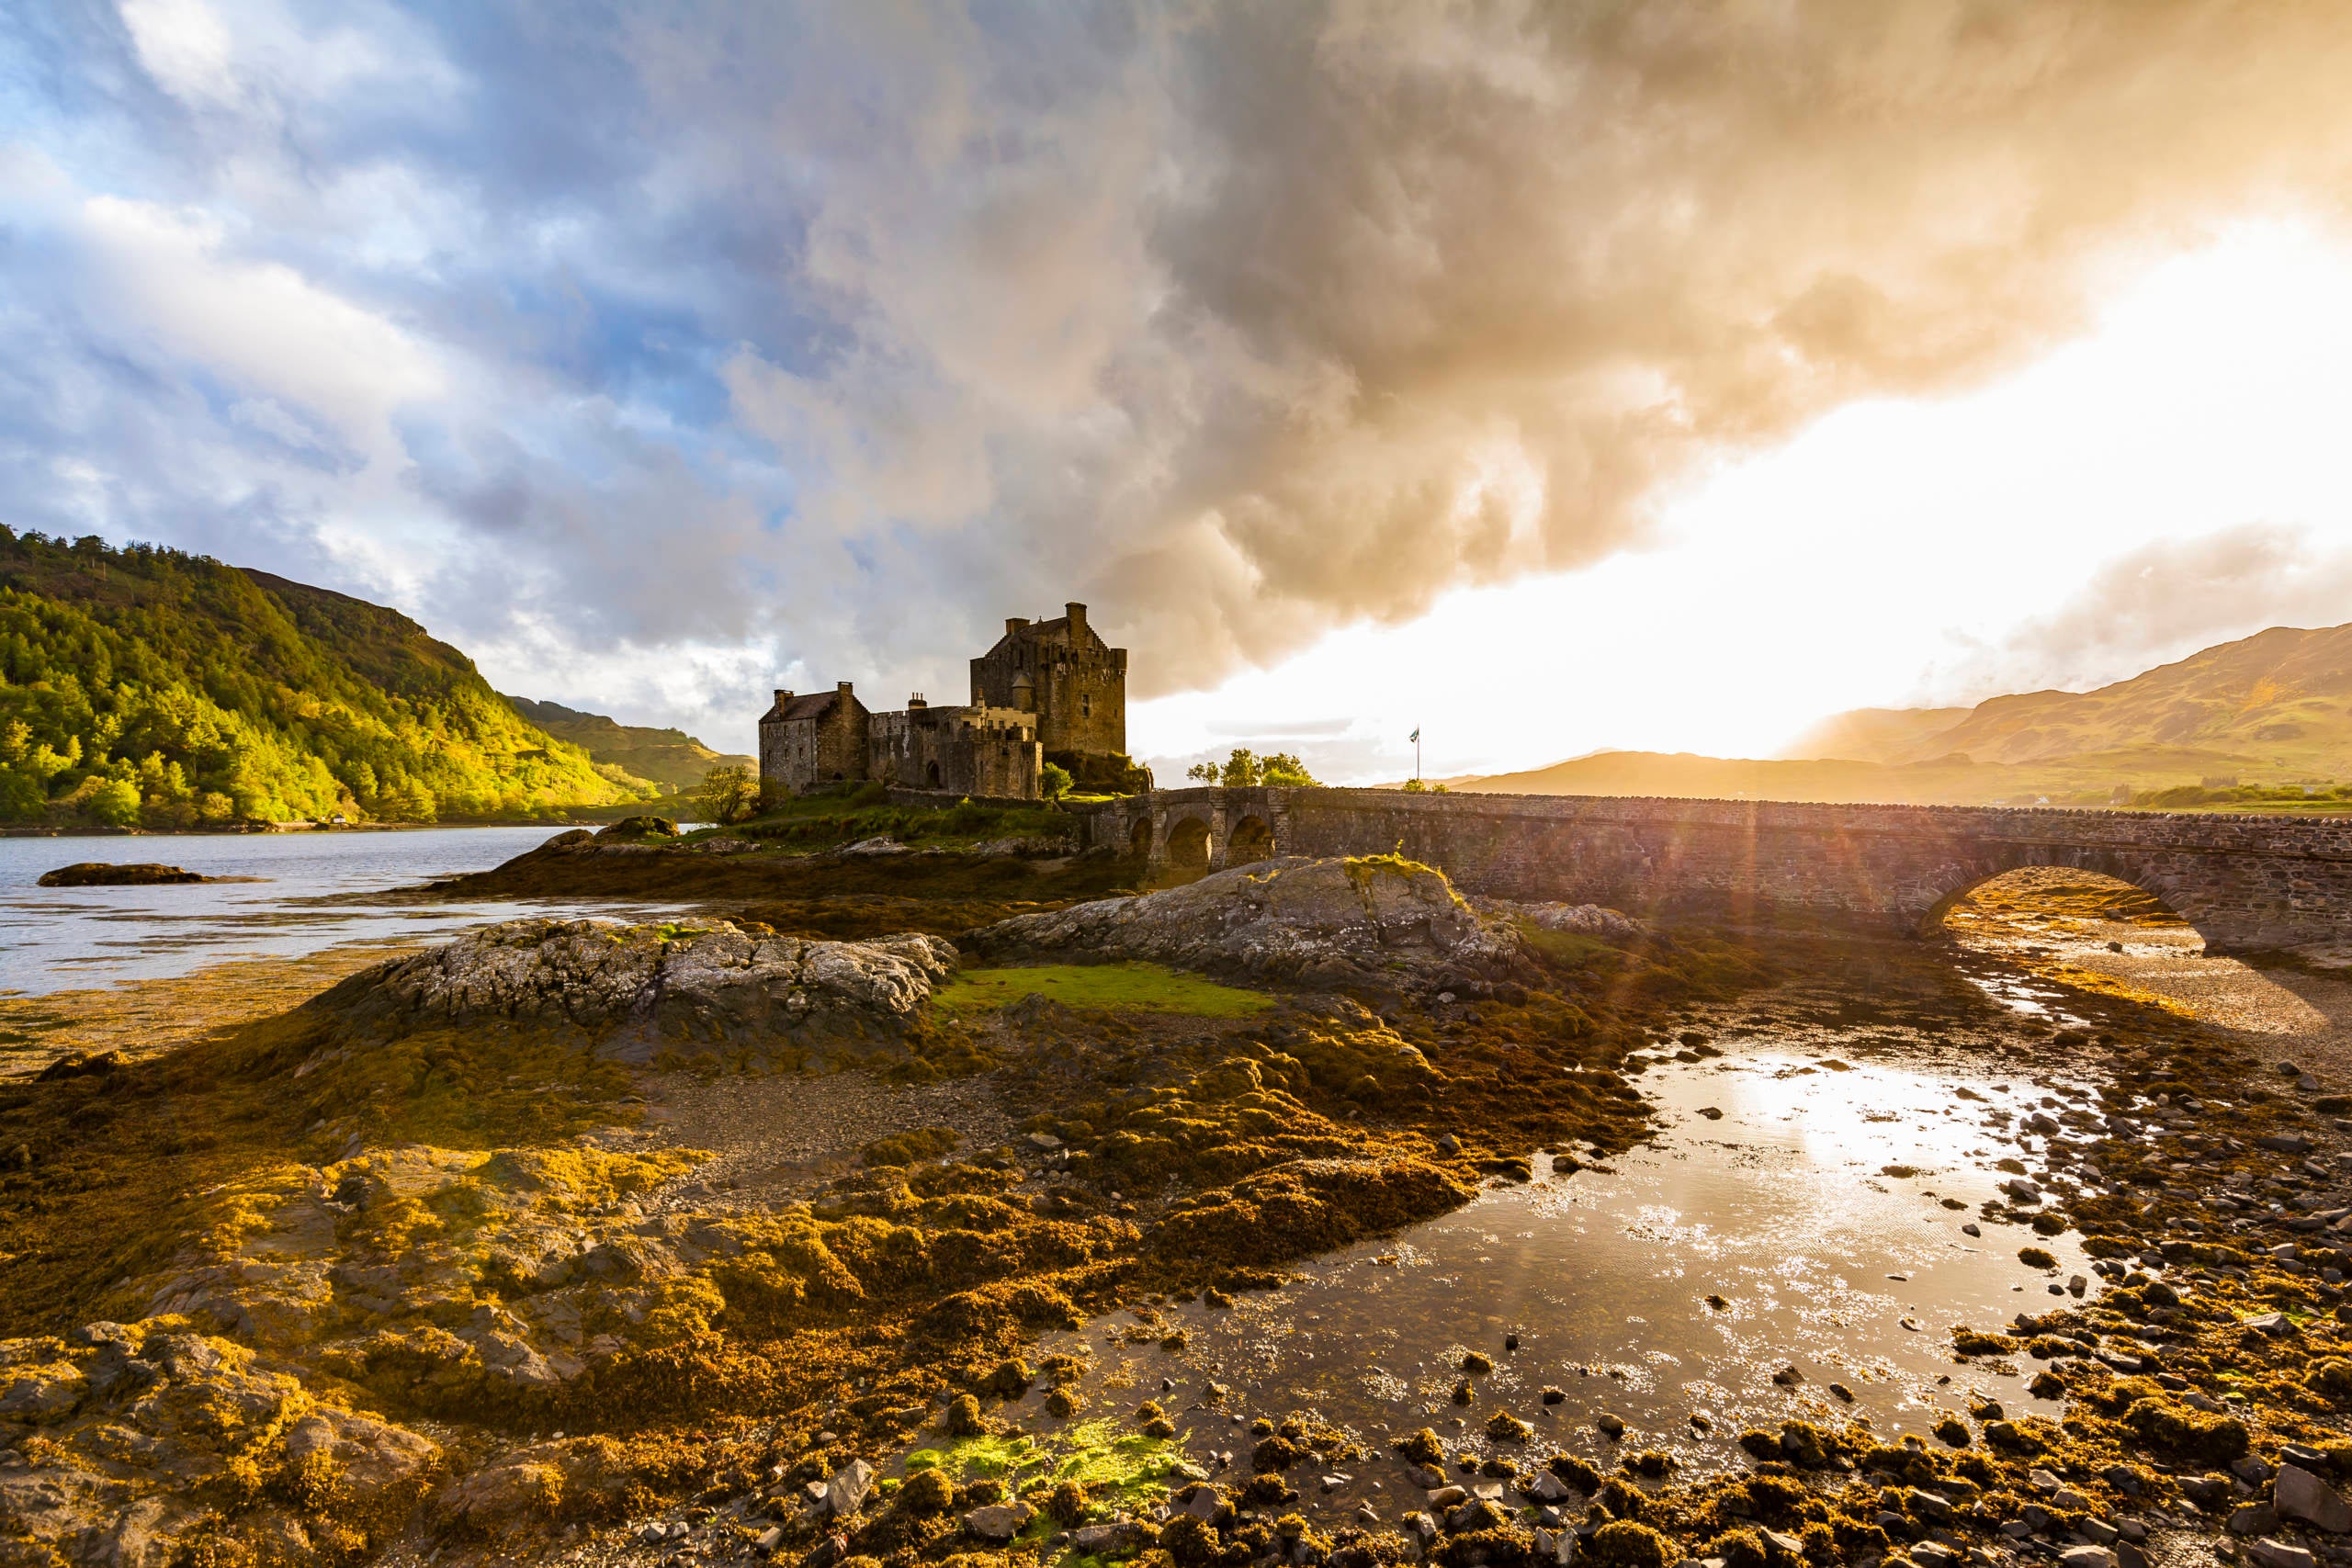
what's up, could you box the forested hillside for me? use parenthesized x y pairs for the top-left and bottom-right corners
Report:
(0, 530), (646, 826)
(503, 695), (752, 793)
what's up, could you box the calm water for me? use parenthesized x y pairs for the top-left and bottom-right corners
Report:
(1016, 1048), (2109, 1519)
(0, 827), (691, 996)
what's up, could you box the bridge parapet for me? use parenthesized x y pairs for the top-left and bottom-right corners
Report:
(1066, 788), (2352, 952)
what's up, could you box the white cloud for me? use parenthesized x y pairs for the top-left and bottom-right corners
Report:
(75, 195), (446, 446)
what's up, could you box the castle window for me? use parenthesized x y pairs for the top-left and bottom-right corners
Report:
(1080, 694), (1091, 717)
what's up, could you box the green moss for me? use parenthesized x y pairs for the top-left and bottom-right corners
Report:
(930, 963), (1274, 1019)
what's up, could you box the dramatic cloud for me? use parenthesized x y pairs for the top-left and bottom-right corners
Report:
(6, 1), (2352, 742)
(1947, 525), (2352, 698)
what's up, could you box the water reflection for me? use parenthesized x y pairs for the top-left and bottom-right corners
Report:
(1023, 1050), (2098, 1519)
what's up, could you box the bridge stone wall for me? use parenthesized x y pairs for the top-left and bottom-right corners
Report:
(1069, 787), (2352, 952)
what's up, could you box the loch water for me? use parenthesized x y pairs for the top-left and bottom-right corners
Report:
(0, 826), (688, 995)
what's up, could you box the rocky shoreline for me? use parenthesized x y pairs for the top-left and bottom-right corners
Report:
(4, 850), (2350, 1568)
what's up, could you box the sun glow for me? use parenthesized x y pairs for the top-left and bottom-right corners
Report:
(1134, 220), (2352, 784)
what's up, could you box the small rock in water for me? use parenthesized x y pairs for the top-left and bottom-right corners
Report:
(1596, 1414), (1625, 1437)
(36, 862), (209, 886)
(1962, 1223), (1983, 1237)
(1771, 1365), (1804, 1387)
(1827, 1382), (1854, 1403)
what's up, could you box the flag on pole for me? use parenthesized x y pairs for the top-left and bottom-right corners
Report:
(1408, 728), (1419, 742)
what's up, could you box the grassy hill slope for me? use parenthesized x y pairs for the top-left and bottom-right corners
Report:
(0, 529), (647, 827)
(1456, 622), (2352, 809)
(1871, 624), (2352, 772)
(504, 696), (752, 794)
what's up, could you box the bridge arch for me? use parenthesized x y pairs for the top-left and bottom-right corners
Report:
(1917, 849), (2212, 947)
(1128, 817), (1154, 857)
(1164, 815), (1213, 874)
(1227, 814), (1274, 866)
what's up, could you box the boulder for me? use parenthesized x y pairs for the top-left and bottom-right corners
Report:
(316, 919), (957, 1065)
(972, 856), (1534, 991)
(2277, 1464), (2352, 1533)
(2249, 1544), (2318, 1568)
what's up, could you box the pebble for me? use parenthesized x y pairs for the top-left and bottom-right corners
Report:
(1596, 1414), (1625, 1437)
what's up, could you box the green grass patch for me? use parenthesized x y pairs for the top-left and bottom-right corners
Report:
(931, 963), (1273, 1019)
(904, 1416), (1185, 1517)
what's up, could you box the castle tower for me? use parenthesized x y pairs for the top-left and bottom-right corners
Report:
(968, 601), (1125, 760)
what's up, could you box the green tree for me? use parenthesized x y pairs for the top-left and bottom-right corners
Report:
(694, 763), (762, 825)
(1040, 759), (1073, 799)
(1186, 747), (1321, 787)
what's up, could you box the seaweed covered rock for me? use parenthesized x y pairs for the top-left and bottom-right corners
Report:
(974, 856), (1532, 993)
(1155, 1156), (1475, 1269)
(0, 1325), (439, 1564)
(36, 861), (210, 886)
(313, 918), (957, 1065)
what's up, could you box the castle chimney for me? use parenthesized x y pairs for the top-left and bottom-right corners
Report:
(837, 681), (853, 698)
(775, 689), (793, 706)
(909, 693), (927, 709)
(1006, 617), (1029, 637)
(1066, 602), (1088, 638)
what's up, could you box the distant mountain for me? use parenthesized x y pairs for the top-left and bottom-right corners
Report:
(1454, 621), (2352, 807)
(1839, 623), (2352, 772)
(504, 696), (751, 794)
(1780, 705), (1972, 763)
(0, 529), (646, 826)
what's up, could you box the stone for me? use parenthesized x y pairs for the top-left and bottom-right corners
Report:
(2246, 1312), (2295, 1337)
(1024, 1132), (1064, 1152)
(1075, 1522), (1148, 1553)
(2277, 1464), (2352, 1533)
(2228, 1503), (2278, 1536)
(0, 1363), (85, 1424)
(825, 1459), (876, 1517)
(2248, 1543), (2319, 1568)
(1429, 1486), (1467, 1508)
(964, 1502), (1035, 1541)
(1596, 1414), (1625, 1436)
(2058, 1549), (2112, 1568)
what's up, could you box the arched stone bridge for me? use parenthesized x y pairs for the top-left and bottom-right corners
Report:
(1068, 787), (2352, 952)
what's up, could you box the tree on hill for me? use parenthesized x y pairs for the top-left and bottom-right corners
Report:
(0, 528), (644, 827)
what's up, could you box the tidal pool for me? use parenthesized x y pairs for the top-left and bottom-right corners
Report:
(1014, 1045), (2107, 1521)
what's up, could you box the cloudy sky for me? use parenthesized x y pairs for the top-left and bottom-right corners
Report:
(7, 2), (2352, 784)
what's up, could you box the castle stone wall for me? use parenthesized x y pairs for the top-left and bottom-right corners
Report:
(1070, 787), (2352, 952)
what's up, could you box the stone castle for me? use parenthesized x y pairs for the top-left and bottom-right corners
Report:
(758, 601), (1133, 802)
